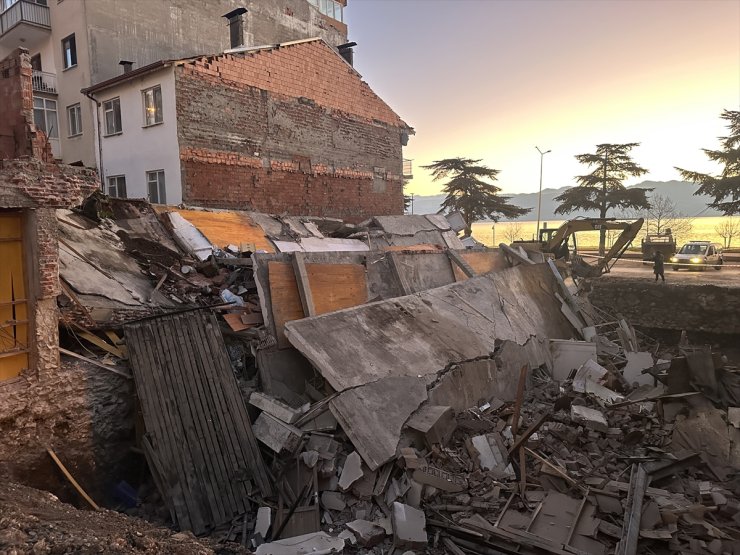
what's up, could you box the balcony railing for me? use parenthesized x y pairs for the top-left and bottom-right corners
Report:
(403, 159), (413, 180)
(0, 0), (50, 36)
(32, 69), (56, 94)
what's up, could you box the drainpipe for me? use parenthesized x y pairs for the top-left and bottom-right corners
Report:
(83, 90), (105, 190)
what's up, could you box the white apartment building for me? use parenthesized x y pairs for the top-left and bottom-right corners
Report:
(0, 0), (348, 168)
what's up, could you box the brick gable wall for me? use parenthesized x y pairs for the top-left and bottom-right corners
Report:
(174, 41), (409, 222)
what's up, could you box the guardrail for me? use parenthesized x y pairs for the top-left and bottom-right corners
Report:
(32, 69), (56, 94)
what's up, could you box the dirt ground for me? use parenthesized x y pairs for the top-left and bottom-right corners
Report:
(0, 482), (249, 555)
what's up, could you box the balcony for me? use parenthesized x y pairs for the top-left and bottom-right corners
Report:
(402, 159), (413, 180)
(31, 69), (55, 94)
(0, 1), (51, 50)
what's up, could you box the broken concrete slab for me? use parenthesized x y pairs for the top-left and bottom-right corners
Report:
(285, 264), (575, 393)
(468, 434), (514, 478)
(338, 451), (364, 491)
(392, 502), (428, 549)
(330, 376), (427, 470)
(320, 491), (346, 512)
(412, 465), (467, 493)
(623, 351), (656, 387)
(729, 407), (740, 429)
(250, 391), (306, 424)
(550, 339), (597, 381)
(254, 531), (344, 554)
(571, 405), (608, 433)
(255, 507), (272, 540)
(346, 519), (385, 547)
(405, 405), (456, 448)
(253, 413), (302, 454)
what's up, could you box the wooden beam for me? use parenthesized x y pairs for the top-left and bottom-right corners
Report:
(59, 348), (132, 379)
(74, 328), (125, 359)
(616, 464), (650, 555)
(291, 252), (316, 317)
(447, 249), (476, 278)
(47, 447), (101, 511)
(387, 252), (412, 295)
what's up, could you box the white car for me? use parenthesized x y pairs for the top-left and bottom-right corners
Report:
(670, 241), (723, 271)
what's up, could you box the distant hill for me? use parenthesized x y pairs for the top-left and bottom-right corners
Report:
(409, 180), (720, 221)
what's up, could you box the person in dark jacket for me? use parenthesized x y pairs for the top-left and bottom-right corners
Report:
(653, 251), (665, 283)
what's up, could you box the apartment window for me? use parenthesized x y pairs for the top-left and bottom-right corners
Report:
(146, 170), (166, 204)
(307, 0), (343, 22)
(33, 97), (58, 139)
(142, 86), (163, 126)
(67, 103), (82, 137)
(61, 34), (77, 69)
(106, 175), (127, 198)
(102, 98), (122, 136)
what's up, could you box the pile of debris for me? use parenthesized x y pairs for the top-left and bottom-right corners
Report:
(46, 200), (740, 555)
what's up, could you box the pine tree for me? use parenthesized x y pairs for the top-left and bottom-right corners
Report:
(554, 143), (650, 254)
(676, 110), (740, 214)
(422, 158), (530, 237)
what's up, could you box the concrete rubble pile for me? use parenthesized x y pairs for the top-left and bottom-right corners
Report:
(49, 200), (740, 555)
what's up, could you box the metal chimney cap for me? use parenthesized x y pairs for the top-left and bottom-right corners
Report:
(223, 7), (247, 20)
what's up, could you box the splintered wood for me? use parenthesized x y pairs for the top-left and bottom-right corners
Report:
(126, 311), (272, 534)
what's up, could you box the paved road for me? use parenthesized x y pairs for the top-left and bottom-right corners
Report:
(604, 257), (740, 285)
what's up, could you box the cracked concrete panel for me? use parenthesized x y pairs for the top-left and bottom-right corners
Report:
(331, 376), (428, 470)
(285, 264), (574, 393)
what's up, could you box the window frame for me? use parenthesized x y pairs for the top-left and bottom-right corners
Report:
(33, 97), (58, 139)
(102, 97), (122, 136)
(142, 85), (163, 127)
(66, 103), (82, 137)
(106, 175), (127, 198)
(61, 33), (77, 70)
(146, 170), (166, 204)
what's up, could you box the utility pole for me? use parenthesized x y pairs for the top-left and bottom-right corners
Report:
(410, 193), (415, 215)
(535, 146), (551, 241)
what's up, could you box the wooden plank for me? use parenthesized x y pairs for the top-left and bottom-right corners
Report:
(180, 313), (246, 517)
(175, 209), (274, 253)
(387, 252), (412, 295)
(47, 448), (100, 511)
(74, 328), (125, 359)
(615, 464), (650, 555)
(292, 253), (316, 317)
(447, 249), (476, 279)
(59, 348), (131, 379)
(268, 261), (304, 348)
(127, 323), (196, 531)
(153, 315), (221, 528)
(461, 250), (501, 275)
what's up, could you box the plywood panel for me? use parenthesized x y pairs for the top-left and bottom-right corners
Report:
(176, 210), (275, 253)
(268, 261), (368, 347)
(453, 251), (503, 280)
(307, 263), (368, 315)
(0, 212), (28, 380)
(268, 261), (305, 348)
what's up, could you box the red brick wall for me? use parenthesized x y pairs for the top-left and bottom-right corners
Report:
(0, 48), (51, 161)
(175, 41), (410, 221)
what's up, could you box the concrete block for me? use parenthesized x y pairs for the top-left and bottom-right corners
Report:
(346, 519), (385, 547)
(405, 405), (456, 448)
(405, 479), (423, 508)
(321, 491), (346, 511)
(623, 351), (655, 387)
(729, 407), (740, 428)
(392, 502), (428, 549)
(468, 433), (514, 478)
(412, 465), (467, 492)
(570, 405), (608, 433)
(250, 391), (305, 423)
(255, 507), (272, 539)
(255, 531), (345, 554)
(253, 412), (302, 453)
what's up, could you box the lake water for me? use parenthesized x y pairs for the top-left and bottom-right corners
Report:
(471, 216), (735, 249)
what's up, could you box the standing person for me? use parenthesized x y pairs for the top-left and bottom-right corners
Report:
(653, 251), (665, 283)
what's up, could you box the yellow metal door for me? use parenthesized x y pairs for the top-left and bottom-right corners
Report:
(0, 212), (28, 380)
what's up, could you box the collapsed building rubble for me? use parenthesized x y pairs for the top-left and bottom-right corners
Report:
(3, 198), (740, 555)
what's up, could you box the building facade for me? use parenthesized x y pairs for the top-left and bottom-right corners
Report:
(83, 39), (412, 222)
(0, 0), (348, 166)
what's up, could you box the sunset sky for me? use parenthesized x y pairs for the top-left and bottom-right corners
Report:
(346, 0), (740, 197)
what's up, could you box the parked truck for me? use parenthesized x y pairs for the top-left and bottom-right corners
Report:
(641, 230), (676, 264)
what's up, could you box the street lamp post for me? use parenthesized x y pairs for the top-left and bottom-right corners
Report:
(535, 146), (551, 242)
